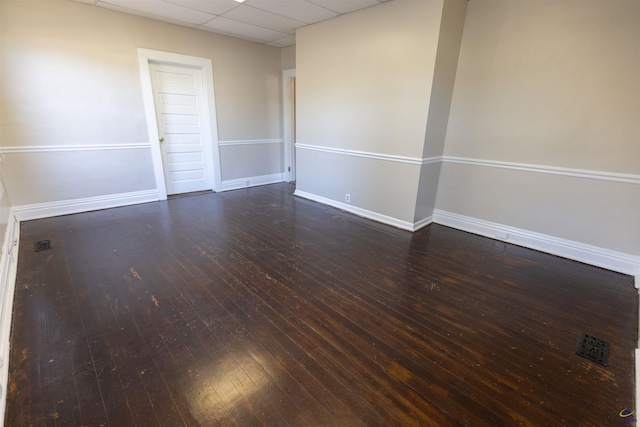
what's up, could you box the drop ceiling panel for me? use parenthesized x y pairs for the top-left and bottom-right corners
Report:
(308, 0), (381, 14)
(99, 0), (215, 25)
(203, 16), (289, 43)
(247, 0), (338, 24)
(224, 5), (305, 34)
(164, 0), (240, 16)
(97, 1), (198, 27)
(70, 0), (392, 46)
(266, 34), (296, 48)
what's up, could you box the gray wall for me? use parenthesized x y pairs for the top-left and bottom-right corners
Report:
(295, 0), (451, 225)
(436, 0), (640, 255)
(295, 0), (639, 263)
(281, 46), (296, 70)
(415, 0), (466, 222)
(0, 0), (284, 206)
(1, 0), (637, 264)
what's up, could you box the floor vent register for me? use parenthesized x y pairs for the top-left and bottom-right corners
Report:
(575, 333), (610, 367)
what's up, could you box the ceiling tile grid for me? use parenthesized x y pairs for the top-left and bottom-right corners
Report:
(71, 0), (391, 47)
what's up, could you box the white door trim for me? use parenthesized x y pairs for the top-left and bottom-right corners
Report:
(282, 68), (296, 182)
(137, 48), (221, 199)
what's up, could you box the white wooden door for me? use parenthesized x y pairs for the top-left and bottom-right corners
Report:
(149, 62), (212, 195)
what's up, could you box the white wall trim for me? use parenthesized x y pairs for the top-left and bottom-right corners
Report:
(12, 189), (160, 222)
(0, 143), (151, 153)
(637, 288), (640, 418)
(296, 143), (440, 166)
(0, 213), (19, 426)
(137, 48), (222, 198)
(433, 209), (640, 276)
(442, 156), (640, 185)
(635, 349), (639, 424)
(218, 139), (283, 146)
(294, 148), (639, 183)
(294, 190), (432, 232)
(219, 173), (285, 192)
(295, 144), (344, 155)
(283, 68), (296, 183)
(413, 215), (434, 231)
(421, 157), (442, 166)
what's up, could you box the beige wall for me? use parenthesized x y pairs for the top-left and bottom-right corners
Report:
(442, 0), (639, 172)
(422, 0), (467, 160)
(436, 0), (640, 255)
(0, 8), (10, 246)
(0, 0), (284, 205)
(281, 45), (296, 70)
(415, 0), (467, 222)
(296, 0), (447, 224)
(1, 0), (636, 265)
(297, 0), (444, 158)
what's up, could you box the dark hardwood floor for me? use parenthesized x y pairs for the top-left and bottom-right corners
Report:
(6, 183), (637, 426)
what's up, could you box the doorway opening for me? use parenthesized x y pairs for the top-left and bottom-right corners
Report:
(137, 48), (222, 199)
(283, 69), (296, 184)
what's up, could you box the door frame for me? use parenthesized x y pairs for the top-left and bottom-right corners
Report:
(282, 68), (296, 183)
(137, 48), (221, 199)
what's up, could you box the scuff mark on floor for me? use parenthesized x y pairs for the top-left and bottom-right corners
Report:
(130, 267), (142, 280)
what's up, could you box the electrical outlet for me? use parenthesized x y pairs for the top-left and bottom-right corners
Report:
(345, 193), (351, 203)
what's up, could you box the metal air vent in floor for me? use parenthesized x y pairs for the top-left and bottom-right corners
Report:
(575, 333), (610, 367)
(34, 240), (52, 252)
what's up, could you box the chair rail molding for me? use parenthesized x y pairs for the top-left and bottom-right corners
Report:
(1, 143), (151, 153)
(219, 139), (283, 146)
(442, 156), (640, 184)
(295, 144), (440, 166)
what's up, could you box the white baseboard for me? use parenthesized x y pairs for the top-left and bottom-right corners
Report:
(636, 348), (639, 421)
(0, 214), (19, 426)
(219, 173), (284, 192)
(413, 215), (434, 232)
(636, 345), (640, 420)
(294, 190), (432, 232)
(433, 209), (640, 276)
(12, 189), (160, 222)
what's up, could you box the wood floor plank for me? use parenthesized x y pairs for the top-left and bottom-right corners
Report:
(164, 244), (321, 426)
(6, 183), (636, 426)
(195, 250), (471, 426)
(207, 274), (361, 427)
(269, 224), (632, 416)
(145, 245), (296, 427)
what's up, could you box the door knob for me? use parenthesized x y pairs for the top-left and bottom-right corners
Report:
(159, 136), (165, 142)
